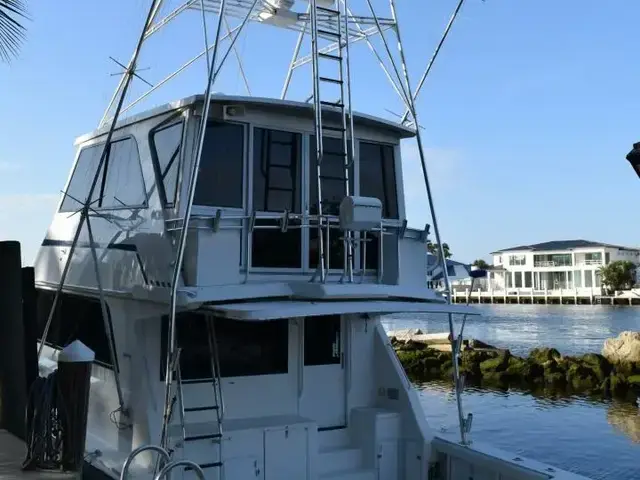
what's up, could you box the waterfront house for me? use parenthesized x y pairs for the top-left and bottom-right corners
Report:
(487, 240), (640, 295)
(427, 254), (471, 290)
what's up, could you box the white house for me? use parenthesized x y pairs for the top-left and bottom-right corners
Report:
(426, 254), (471, 290)
(487, 239), (640, 294)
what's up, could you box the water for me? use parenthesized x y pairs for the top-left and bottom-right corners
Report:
(383, 304), (640, 480)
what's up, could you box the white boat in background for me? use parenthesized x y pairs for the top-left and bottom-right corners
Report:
(33, 0), (591, 478)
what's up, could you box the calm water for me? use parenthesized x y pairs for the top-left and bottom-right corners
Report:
(383, 304), (640, 480)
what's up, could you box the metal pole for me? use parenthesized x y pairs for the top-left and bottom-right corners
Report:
(99, 0), (165, 127)
(281, 3), (311, 99)
(400, 0), (467, 125)
(309, 0), (326, 282)
(85, 211), (125, 410)
(224, 16), (252, 95)
(38, 0), (163, 367)
(342, 0), (355, 282)
(386, 0), (465, 444)
(161, 0), (228, 449)
(117, 25), (241, 120)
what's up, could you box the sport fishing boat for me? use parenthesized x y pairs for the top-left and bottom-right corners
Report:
(33, 0), (591, 478)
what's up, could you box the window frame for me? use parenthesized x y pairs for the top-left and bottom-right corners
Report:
(36, 290), (116, 370)
(191, 119), (248, 213)
(159, 313), (290, 381)
(59, 135), (148, 213)
(149, 119), (186, 208)
(357, 139), (400, 220)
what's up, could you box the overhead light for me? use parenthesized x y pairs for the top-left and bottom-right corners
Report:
(625, 142), (640, 178)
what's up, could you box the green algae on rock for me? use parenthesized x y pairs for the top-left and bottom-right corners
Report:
(391, 337), (640, 403)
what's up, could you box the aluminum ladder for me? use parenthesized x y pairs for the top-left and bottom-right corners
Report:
(161, 317), (225, 476)
(309, 0), (356, 282)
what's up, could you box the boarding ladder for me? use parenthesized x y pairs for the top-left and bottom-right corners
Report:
(160, 316), (225, 476)
(309, 0), (356, 282)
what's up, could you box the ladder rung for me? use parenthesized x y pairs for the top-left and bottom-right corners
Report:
(319, 76), (342, 85)
(184, 405), (219, 412)
(320, 100), (344, 108)
(318, 52), (341, 61)
(185, 462), (223, 471)
(265, 186), (295, 193)
(184, 433), (222, 442)
(322, 125), (346, 132)
(317, 6), (340, 15)
(318, 29), (340, 38)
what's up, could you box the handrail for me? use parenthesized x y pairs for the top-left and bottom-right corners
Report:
(120, 444), (171, 480)
(154, 460), (206, 480)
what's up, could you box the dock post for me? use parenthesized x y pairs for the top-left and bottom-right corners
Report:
(0, 241), (27, 440)
(544, 289), (548, 304)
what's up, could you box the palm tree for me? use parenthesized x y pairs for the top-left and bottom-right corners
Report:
(0, 1), (28, 63)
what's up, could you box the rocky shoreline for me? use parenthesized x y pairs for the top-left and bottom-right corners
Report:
(391, 331), (640, 404)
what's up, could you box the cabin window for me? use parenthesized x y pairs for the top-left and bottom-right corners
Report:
(251, 128), (302, 268)
(35, 291), (114, 367)
(151, 121), (183, 206)
(161, 314), (289, 380)
(194, 122), (244, 208)
(304, 315), (341, 366)
(60, 137), (146, 212)
(358, 142), (398, 219)
(308, 136), (353, 269)
(308, 136), (354, 216)
(60, 144), (104, 212)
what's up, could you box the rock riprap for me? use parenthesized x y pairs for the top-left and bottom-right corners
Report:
(391, 336), (640, 403)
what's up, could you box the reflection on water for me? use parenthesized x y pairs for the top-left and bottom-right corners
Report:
(384, 305), (640, 480)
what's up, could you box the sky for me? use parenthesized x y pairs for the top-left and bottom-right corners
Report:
(2, 0), (640, 265)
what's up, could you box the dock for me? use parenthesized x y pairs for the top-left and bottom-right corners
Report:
(452, 289), (640, 305)
(0, 430), (77, 480)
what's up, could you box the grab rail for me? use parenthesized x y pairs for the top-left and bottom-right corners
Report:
(154, 460), (206, 480)
(120, 444), (171, 480)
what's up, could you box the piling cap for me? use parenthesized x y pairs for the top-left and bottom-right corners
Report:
(59, 340), (95, 363)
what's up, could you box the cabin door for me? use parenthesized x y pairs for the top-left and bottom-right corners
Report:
(299, 315), (347, 428)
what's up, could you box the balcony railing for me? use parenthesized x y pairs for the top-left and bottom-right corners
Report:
(581, 259), (602, 266)
(533, 261), (572, 267)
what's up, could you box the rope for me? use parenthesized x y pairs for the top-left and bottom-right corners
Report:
(21, 371), (72, 471)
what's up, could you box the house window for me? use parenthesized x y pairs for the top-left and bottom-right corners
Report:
(585, 270), (593, 287)
(524, 271), (532, 288)
(359, 142), (398, 219)
(508, 255), (526, 266)
(36, 291), (114, 367)
(151, 121), (183, 206)
(514, 272), (523, 288)
(194, 122), (244, 208)
(574, 270), (582, 288)
(160, 314), (289, 380)
(60, 137), (145, 212)
(252, 128), (302, 268)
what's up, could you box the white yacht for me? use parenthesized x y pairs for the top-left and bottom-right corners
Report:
(33, 1), (591, 479)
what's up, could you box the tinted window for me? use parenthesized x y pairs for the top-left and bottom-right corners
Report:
(194, 122), (244, 208)
(60, 144), (104, 212)
(60, 138), (145, 212)
(304, 315), (341, 366)
(359, 142), (398, 218)
(100, 138), (146, 208)
(161, 314), (289, 380)
(252, 218), (302, 268)
(308, 136), (353, 216)
(36, 291), (113, 367)
(253, 128), (301, 213)
(151, 122), (183, 205)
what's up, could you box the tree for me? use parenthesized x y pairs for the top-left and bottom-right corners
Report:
(427, 241), (452, 259)
(472, 259), (490, 270)
(599, 261), (637, 291)
(0, 1), (28, 63)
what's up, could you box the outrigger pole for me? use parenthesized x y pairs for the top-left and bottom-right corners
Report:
(37, 0), (165, 416)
